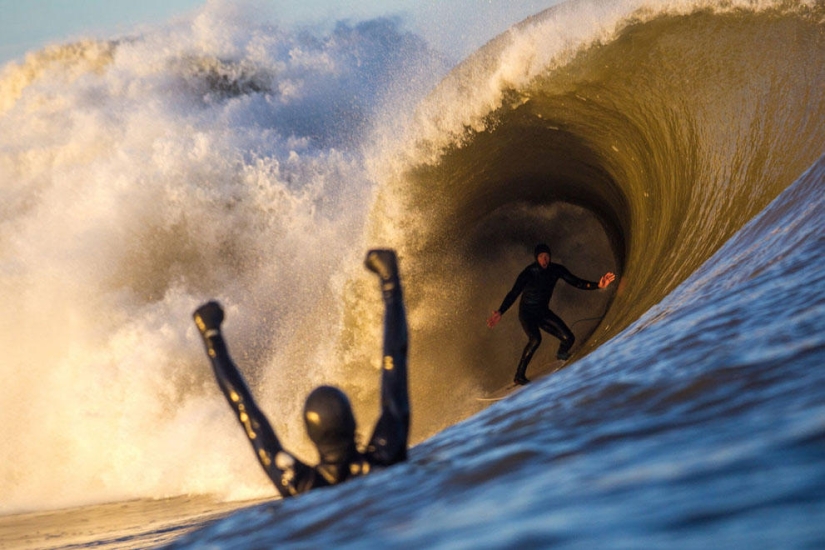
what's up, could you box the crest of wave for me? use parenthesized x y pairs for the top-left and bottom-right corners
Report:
(370, 0), (808, 173)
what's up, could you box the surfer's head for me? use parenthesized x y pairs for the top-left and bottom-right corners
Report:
(534, 243), (551, 268)
(304, 385), (357, 464)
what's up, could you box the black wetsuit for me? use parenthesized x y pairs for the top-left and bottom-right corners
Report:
(498, 262), (599, 377)
(199, 278), (409, 498)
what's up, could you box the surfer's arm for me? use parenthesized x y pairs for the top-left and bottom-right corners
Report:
(193, 302), (316, 498)
(559, 265), (607, 290)
(497, 267), (530, 315)
(364, 250), (409, 466)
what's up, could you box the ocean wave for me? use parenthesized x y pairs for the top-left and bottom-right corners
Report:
(361, 0), (825, 440)
(1, 0), (823, 521)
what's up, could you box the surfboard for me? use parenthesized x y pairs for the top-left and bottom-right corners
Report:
(476, 382), (525, 402)
(476, 359), (568, 402)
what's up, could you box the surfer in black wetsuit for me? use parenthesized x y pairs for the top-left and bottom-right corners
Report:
(487, 244), (615, 385)
(193, 249), (409, 498)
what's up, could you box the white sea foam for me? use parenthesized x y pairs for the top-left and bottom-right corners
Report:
(0, 0), (443, 513)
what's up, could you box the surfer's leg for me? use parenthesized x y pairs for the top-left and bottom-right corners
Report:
(539, 310), (575, 360)
(515, 313), (542, 384)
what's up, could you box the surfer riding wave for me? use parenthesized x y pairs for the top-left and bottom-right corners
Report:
(487, 244), (615, 385)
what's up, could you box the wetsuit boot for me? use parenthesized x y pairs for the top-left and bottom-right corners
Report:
(513, 358), (531, 385)
(556, 340), (572, 361)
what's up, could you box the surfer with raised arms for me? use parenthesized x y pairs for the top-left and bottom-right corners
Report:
(193, 249), (409, 498)
(487, 244), (615, 385)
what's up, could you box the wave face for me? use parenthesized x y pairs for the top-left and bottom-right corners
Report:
(2, 1), (825, 547)
(174, 153), (825, 549)
(360, 0), (825, 437)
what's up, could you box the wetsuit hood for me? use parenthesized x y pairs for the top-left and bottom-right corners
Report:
(304, 385), (357, 464)
(534, 243), (551, 260)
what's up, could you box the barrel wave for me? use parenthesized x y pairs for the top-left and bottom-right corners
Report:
(362, 0), (825, 438)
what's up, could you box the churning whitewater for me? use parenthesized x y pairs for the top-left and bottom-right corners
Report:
(0, 2), (448, 515)
(1, 0), (824, 548)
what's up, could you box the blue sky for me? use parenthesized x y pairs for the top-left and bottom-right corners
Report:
(0, 0), (558, 66)
(0, 0), (202, 64)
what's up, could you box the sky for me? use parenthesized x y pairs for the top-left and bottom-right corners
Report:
(0, 0), (559, 67)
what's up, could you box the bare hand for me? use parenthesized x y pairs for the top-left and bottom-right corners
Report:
(598, 272), (616, 289)
(486, 310), (502, 328)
